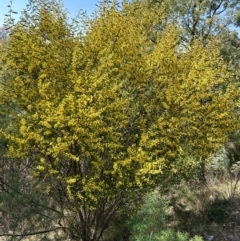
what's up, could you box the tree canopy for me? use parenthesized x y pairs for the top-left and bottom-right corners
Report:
(149, 0), (240, 44)
(0, 0), (239, 240)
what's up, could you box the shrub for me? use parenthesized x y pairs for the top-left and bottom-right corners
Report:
(127, 190), (203, 241)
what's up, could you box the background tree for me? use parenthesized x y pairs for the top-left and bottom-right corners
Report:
(0, 26), (8, 41)
(147, 0), (240, 44)
(0, 0), (240, 240)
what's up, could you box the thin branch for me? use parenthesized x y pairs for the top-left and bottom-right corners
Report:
(0, 177), (62, 215)
(0, 226), (67, 237)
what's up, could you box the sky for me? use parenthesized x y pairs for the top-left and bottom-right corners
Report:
(0, 0), (100, 27)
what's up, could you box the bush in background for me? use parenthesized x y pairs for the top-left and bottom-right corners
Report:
(127, 191), (203, 241)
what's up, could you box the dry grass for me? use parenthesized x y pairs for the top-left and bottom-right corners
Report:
(164, 176), (240, 241)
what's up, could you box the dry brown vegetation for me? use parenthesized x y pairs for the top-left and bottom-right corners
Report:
(164, 175), (240, 241)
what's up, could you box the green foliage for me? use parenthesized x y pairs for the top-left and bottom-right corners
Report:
(234, 9), (240, 27)
(127, 191), (203, 241)
(127, 191), (166, 238)
(149, 0), (240, 44)
(208, 138), (240, 181)
(207, 147), (230, 179)
(158, 229), (203, 241)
